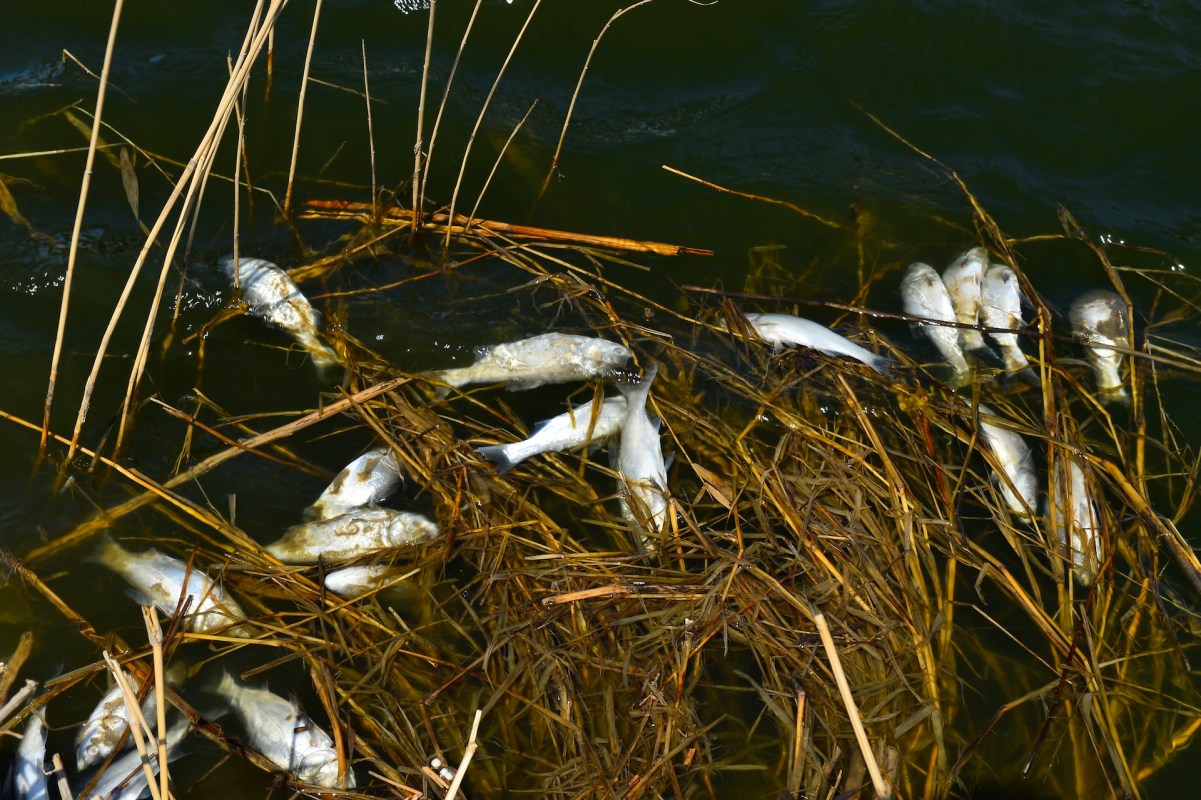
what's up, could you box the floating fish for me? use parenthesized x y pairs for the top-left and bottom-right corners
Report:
(322, 565), (404, 599)
(76, 678), (158, 771)
(221, 256), (339, 371)
(980, 263), (1036, 382)
(83, 715), (190, 800)
(1069, 290), (1128, 399)
(1048, 456), (1102, 585)
(941, 247), (992, 356)
(305, 447), (404, 521)
(739, 312), (891, 374)
(5, 712), (47, 800)
(901, 261), (969, 383)
(216, 672), (353, 789)
(94, 536), (251, 637)
(477, 396), (627, 474)
(975, 404), (1037, 517)
(616, 365), (669, 540)
(430, 333), (630, 392)
(266, 506), (440, 564)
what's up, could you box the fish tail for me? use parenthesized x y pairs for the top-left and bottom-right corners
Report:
(866, 353), (893, 375)
(1008, 366), (1040, 388)
(91, 533), (126, 569)
(961, 327), (989, 354)
(476, 445), (520, 475)
(618, 363), (659, 407)
(301, 336), (340, 372)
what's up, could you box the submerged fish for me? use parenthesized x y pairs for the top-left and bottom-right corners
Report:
(901, 262), (970, 383)
(477, 396), (627, 474)
(980, 263), (1036, 381)
(941, 247), (992, 356)
(617, 365), (669, 539)
(267, 506), (440, 564)
(221, 256), (339, 371)
(76, 679), (158, 771)
(5, 712), (48, 800)
(1048, 457), (1102, 585)
(739, 312), (891, 373)
(322, 565), (404, 599)
(975, 404), (1037, 517)
(1069, 290), (1128, 399)
(83, 715), (190, 800)
(430, 333), (631, 391)
(217, 672), (353, 789)
(94, 536), (250, 637)
(305, 447), (403, 521)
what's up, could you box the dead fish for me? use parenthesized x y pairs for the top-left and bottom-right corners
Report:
(221, 255), (339, 371)
(901, 262), (970, 383)
(430, 333), (630, 391)
(477, 396), (627, 474)
(941, 247), (993, 357)
(739, 312), (891, 373)
(82, 716), (190, 800)
(94, 536), (251, 637)
(1069, 290), (1128, 400)
(322, 565), (405, 598)
(980, 263), (1036, 382)
(266, 506), (440, 564)
(1048, 456), (1102, 585)
(305, 447), (403, 521)
(617, 365), (669, 540)
(76, 678), (158, 771)
(976, 404), (1037, 517)
(5, 712), (47, 800)
(217, 672), (353, 789)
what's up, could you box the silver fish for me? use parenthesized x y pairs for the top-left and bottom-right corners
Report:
(322, 565), (404, 599)
(1069, 290), (1128, 398)
(305, 447), (403, 521)
(76, 679), (158, 771)
(267, 506), (440, 564)
(900, 262), (970, 383)
(976, 404), (1036, 517)
(217, 672), (353, 789)
(1048, 457), (1102, 585)
(477, 396), (627, 474)
(431, 333), (630, 391)
(221, 256), (339, 371)
(617, 365), (669, 539)
(941, 247), (991, 355)
(980, 263), (1035, 379)
(740, 312), (890, 373)
(6, 712), (47, 800)
(94, 536), (250, 637)
(84, 715), (190, 800)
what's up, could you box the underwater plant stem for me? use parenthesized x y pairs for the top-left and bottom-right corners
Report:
(42, 0), (124, 456)
(468, 99), (537, 225)
(412, 0), (434, 228)
(362, 40), (377, 218)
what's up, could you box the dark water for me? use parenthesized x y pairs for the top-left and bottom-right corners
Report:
(1, 0), (1199, 796)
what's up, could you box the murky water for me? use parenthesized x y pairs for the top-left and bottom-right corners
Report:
(1, 1), (1199, 796)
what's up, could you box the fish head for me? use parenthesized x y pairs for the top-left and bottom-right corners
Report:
(296, 748), (355, 789)
(586, 339), (633, 370)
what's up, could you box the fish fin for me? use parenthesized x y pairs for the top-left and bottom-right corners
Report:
(966, 345), (1003, 367)
(123, 587), (156, 608)
(907, 322), (924, 340)
(664, 452), (676, 471)
(89, 533), (126, 568)
(505, 379), (540, 391)
(1004, 367), (1041, 388)
(530, 418), (553, 434)
(866, 354), (893, 375)
(476, 445), (519, 475)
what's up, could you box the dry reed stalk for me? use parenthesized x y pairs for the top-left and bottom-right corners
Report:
(539, 0), (654, 197)
(142, 607), (171, 800)
(0, 680), (37, 727)
(411, 0), (435, 228)
(102, 650), (165, 800)
(362, 39), (378, 219)
(443, 0), (543, 249)
(417, 0), (483, 225)
(285, 0), (322, 217)
(51, 753), (74, 800)
(66, 0), (287, 463)
(41, 0), (125, 455)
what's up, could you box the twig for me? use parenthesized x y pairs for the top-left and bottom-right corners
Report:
(444, 0), (542, 249)
(0, 680), (38, 727)
(41, 0), (125, 455)
(51, 753), (74, 800)
(362, 40), (377, 219)
(285, 0), (323, 217)
(102, 650), (164, 800)
(444, 709), (482, 800)
(0, 631), (33, 704)
(662, 164), (844, 229)
(142, 607), (170, 800)
(814, 613), (890, 799)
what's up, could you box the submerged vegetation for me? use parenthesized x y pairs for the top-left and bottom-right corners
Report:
(2, 3), (1201, 799)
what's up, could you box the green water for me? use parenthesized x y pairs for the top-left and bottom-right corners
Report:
(1, 0), (1199, 796)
